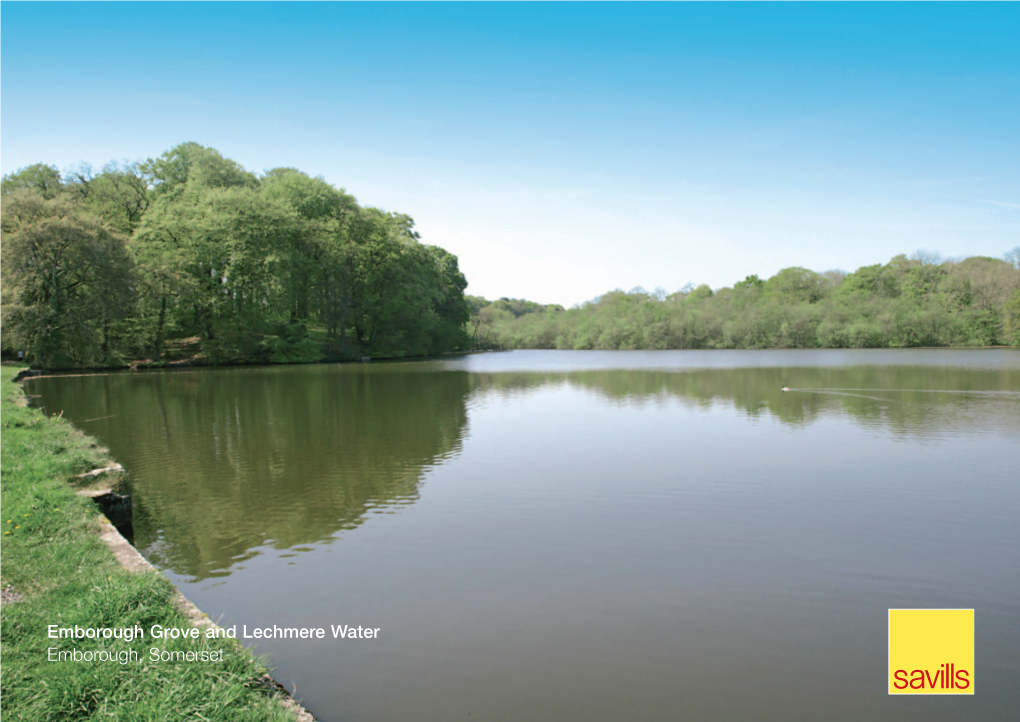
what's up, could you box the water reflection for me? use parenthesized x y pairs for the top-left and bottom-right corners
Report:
(466, 364), (1020, 438)
(32, 366), (471, 579)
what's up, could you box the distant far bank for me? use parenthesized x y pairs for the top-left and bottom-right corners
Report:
(468, 252), (1020, 352)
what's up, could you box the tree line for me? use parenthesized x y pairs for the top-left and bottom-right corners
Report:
(1, 143), (471, 368)
(469, 252), (1020, 350)
(5, 145), (1018, 367)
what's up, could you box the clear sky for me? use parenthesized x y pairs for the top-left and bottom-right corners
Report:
(3, 2), (1018, 307)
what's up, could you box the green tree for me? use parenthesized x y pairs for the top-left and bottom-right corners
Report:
(134, 183), (302, 361)
(141, 142), (255, 199)
(1, 192), (134, 367)
(261, 169), (358, 323)
(834, 264), (884, 300)
(764, 267), (826, 304)
(734, 274), (764, 291)
(425, 245), (471, 352)
(1, 163), (63, 199)
(66, 161), (150, 234)
(1003, 289), (1020, 346)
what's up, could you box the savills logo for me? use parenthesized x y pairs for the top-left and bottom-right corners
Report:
(888, 609), (974, 695)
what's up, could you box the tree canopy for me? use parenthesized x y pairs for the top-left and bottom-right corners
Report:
(2, 144), (472, 368)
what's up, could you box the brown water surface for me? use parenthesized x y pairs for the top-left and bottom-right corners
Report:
(30, 350), (1020, 721)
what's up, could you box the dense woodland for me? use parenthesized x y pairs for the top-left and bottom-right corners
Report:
(3, 144), (1020, 369)
(1, 143), (471, 368)
(468, 252), (1020, 351)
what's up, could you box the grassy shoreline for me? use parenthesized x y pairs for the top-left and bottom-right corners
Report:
(0, 365), (297, 721)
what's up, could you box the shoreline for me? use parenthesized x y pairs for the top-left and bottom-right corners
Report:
(4, 343), (1017, 380)
(1, 346), (495, 379)
(0, 366), (315, 721)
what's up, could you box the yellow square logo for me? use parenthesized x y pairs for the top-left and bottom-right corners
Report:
(888, 609), (974, 694)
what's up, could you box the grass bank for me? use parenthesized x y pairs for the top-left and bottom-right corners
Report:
(0, 366), (297, 721)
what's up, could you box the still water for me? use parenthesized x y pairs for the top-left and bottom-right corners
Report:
(31, 350), (1020, 720)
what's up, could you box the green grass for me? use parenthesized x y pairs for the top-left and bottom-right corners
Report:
(1, 366), (297, 721)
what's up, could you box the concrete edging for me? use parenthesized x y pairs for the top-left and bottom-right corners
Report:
(88, 505), (317, 722)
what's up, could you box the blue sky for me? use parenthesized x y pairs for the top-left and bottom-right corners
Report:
(3, 2), (1018, 306)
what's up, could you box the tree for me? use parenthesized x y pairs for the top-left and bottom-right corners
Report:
(764, 267), (827, 304)
(133, 183), (302, 361)
(685, 284), (714, 304)
(65, 161), (150, 234)
(822, 269), (847, 288)
(835, 264), (883, 300)
(140, 142), (255, 199)
(734, 274), (765, 291)
(424, 245), (471, 351)
(261, 169), (358, 323)
(1, 163), (64, 198)
(1003, 289), (1020, 346)
(1, 192), (134, 367)
(910, 249), (944, 266)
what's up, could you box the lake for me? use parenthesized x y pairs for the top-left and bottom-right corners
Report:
(30, 350), (1020, 721)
